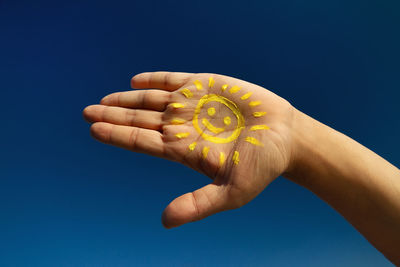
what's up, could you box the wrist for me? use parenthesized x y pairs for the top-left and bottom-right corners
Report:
(283, 108), (322, 187)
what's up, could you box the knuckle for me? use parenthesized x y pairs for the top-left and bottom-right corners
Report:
(126, 109), (137, 126)
(128, 127), (140, 150)
(141, 90), (149, 108)
(226, 184), (250, 209)
(164, 72), (172, 89)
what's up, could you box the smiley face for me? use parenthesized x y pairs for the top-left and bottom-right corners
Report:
(192, 94), (245, 144)
(172, 79), (271, 166)
(199, 106), (231, 134)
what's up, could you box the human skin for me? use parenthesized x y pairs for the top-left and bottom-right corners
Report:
(83, 72), (400, 265)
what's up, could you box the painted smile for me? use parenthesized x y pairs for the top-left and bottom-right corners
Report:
(201, 118), (225, 134)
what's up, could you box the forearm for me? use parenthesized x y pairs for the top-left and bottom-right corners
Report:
(285, 109), (400, 264)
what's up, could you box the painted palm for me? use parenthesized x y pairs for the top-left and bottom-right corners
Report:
(83, 72), (294, 228)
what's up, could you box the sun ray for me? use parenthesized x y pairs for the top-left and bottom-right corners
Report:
(181, 88), (193, 98)
(194, 80), (203, 90)
(229, 86), (241, 94)
(249, 101), (261, 107)
(221, 84), (228, 91)
(240, 92), (252, 100)
(175, 132), (190, 139)
(171, 118), (186, 125)
(250, 125), (270, 131)
(219, 152), (226, 166)
(232, 151), (240, 165)
(188, 142), (197, 151)
(171, 103), (185, 108)
(208, 77), (215, 88)
(202, 146), (210, 159)
(252, 111), (266, 117)
(245, 136), (264, 146)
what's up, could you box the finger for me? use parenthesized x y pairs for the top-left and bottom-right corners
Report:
(161, 184), (231, 228)
(83, 105), (163, 131)
(90, 122), (165, 157)
(131, 71), (193, 91)
(101, 89), (170, 112)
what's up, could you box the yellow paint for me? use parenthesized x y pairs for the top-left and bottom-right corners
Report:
(221, 84), (228, 91)
(181, 88), (193, 98)
(232, 151), (240, 165)
(188, 142), (197, 151)
(175, 132), (190, 139)
(202, 118), (225, 134)
(171, 103), (185, 108)
(224, 116), (231, 125)
(250, 125), (270, 131)
(192, 94), (245, 144)
(219, 152), (226, 166)
(253, 111), (267, 117)
(194, 80), (203, 90)
(229, 86), (241, 94)
(171, 118), (186, 125)
(208, 77), (215, 88)
(240, 92), (252, 100)
(249, 101), (261, 107)
(207, 107), (216, 116)
(202, 146), (210, 159)
(245, 136), (264, 146)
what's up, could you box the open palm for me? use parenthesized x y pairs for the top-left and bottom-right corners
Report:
(83, 72), (295, 228)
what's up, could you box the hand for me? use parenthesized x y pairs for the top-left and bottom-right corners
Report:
(83, 72), (295, 228)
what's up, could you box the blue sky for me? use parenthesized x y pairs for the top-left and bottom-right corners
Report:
(0, 0), (399, 266)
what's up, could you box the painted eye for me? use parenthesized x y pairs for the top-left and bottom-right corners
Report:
(224, 116), (231, 125)
(207, 107), (216, 116)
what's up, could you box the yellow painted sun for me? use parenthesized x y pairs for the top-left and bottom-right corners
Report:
(171, 77), (270, 166)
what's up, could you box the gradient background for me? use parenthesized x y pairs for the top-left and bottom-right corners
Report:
(1, 0), (399, 266)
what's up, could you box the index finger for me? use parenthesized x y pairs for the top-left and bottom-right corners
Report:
(131, 71), (194, 91)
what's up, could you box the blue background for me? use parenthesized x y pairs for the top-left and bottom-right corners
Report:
(1, 0), (399, 266)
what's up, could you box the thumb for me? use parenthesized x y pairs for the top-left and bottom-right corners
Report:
(161, 184), (231, 228)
